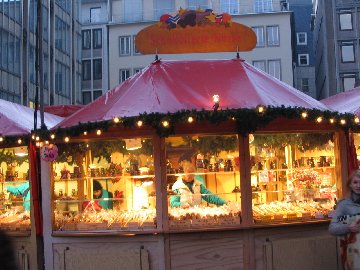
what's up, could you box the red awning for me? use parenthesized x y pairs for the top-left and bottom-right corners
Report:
(321, 86), (360, 117)
(44, 105), (83, 117)
(56, 58), (329, 129)
(0, 99), (63, 136)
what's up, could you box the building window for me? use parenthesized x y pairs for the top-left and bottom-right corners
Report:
(301, 78), (309, 92)
(266, 25), (279, 46)
(134, 67), (143, 74)
(93, 29), (102, 49)
(94, 90), (103, 100)
(341, 74), (356, 91)
(93, 59), (102, 80)
(82, 60), (91, 80)
(254, 0), (273, 13)
(120, 69), (131, 83)
(82, 91), (92, 105)
(339, 12), (352, 30)
(268, 60), (281, 80)
(154, 0), (175, 20)
(133, 35), (140, 55)
(124, 0), (143, 23)
(90, 7), (101, 23)
(82, 30), (91, 49)
(298, 54), (309, 66)
(220, 0), (240, 15)
(252, 26), (265, 47)
(341, 43), (355, 62)
(252, 60), (266, 72)
(187, 0), (208, 10)
(296, 32), (307, 45)
(119, 36), (131, 56)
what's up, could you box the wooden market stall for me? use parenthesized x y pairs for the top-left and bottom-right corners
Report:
(0, 99), (63, 270)
(38, 58), (358, 270)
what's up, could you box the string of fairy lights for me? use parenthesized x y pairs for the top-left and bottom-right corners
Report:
(1, 95), (359, 148)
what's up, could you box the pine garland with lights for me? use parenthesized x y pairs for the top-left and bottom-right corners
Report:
(28, 106), (359, 144)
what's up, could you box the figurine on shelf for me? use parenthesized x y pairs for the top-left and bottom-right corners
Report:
(92, 180), (113, 209)
(60, 167), (70, 179)
(6, 182), (30, 211)
(170, 161), (227, 208)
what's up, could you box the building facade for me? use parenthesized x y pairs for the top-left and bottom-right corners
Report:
(313, 0), (360, 99)
(0, 0), (82, 107)
(80, 0), (295, 104)
(288, 0), (316, 99)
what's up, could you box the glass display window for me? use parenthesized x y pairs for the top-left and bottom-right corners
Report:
(165, 135), (241, 229)
(250, 132), (338, 224)
(51, 138), (157, 232)
(0, 146), (31, 232)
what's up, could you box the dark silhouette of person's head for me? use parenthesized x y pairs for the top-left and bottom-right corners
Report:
(93, 180), (103, 199)
(0, 230), (18, 270)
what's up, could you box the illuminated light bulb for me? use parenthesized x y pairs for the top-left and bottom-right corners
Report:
(231, 117), (235, 121)
(113, 117), (120, 123)
(329, 118), (335, 124)
(212, 94), (220, 103)
(45, 141), (49, 145)
(301, 112), (308, 118)
(316, 117), (323, 123)
(36, 136), (40, 141)
(0, 137), (3, 142)
(188, 116), (194, 123)
(258, 106), (265, 113)
(355, 117), (359, 124)
(36, 142), (40, 147)
(32, 135), (35, 140)
(50, 134), (55, 139)
(340, 119), (346, 125)
(137, 120), (143, 127)
(162, 120), (169, 127)
(17, 139), (22, 144)
(83, 131), (87, 135)
(64, 137), (70, 143)
(86, 144), (89, 148)
(96, 130), (102, 135)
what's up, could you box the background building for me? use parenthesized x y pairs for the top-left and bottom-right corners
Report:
(81, 0), (295, 104)
(313, 0), (360, 99)
(288, 0), (316, 98)
(0, 0), (81, 107)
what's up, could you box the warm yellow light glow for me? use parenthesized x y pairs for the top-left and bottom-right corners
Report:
(162, 120), (169, 127)
(340, 119), (346, 125)
(188, 116), (194, 123)
(35, 136), (40, 141)
(45, 141), (49, 145)
(137, 120), (143, 127)
(231, 117), (235, 120)
(316, 117), (323, 123)
(355, 117), (359, 124)
(113, 117), (120, 123)
(0, 137), (3, 142)
(17, 139), (22, 144)
(258, 106), (265, 113)
(50, 134), (55, 139)
(212, 94), (220, 103)
(83, 131), (87, 135)
(36, 142), (40, 147)
(64, 137), (70, 142)
(96, 130), (101, 135)
(32, 135), (35, 140)
(329, 118), (335, 124)
(301, 112), (308, 118)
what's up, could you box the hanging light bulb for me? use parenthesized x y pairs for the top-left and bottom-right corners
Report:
(50, 134), (55, 139)
(301, 112), (308, 118)
(316, 117), (323, 123)
(137, 120), (143, 127)
(162, 120), (169, 127)
(113, 117), (120, 123)
(340, 119), (346, 125)
(83, 131), (88, 135)
(96, 130), (102, 135)
(329, 118), (335, 124)
(187, 116), (194, 123)
(64, 137), (70, 143)
(17, 139), (22, 144)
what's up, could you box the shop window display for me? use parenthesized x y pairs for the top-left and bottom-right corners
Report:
(0, 146), (31, 232)
(250, 132), (338, 224)
(166, 135), (241, 229)
(52, 138), (156, 232)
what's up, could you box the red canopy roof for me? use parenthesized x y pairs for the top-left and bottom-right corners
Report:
(0, 99), (63, 136)
(56, 58), (329, 129)
(321, 86), (360, 117)
(44, 105), (83, 117)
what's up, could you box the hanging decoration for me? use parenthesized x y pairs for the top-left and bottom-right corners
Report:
(40, 144), (58, 162)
